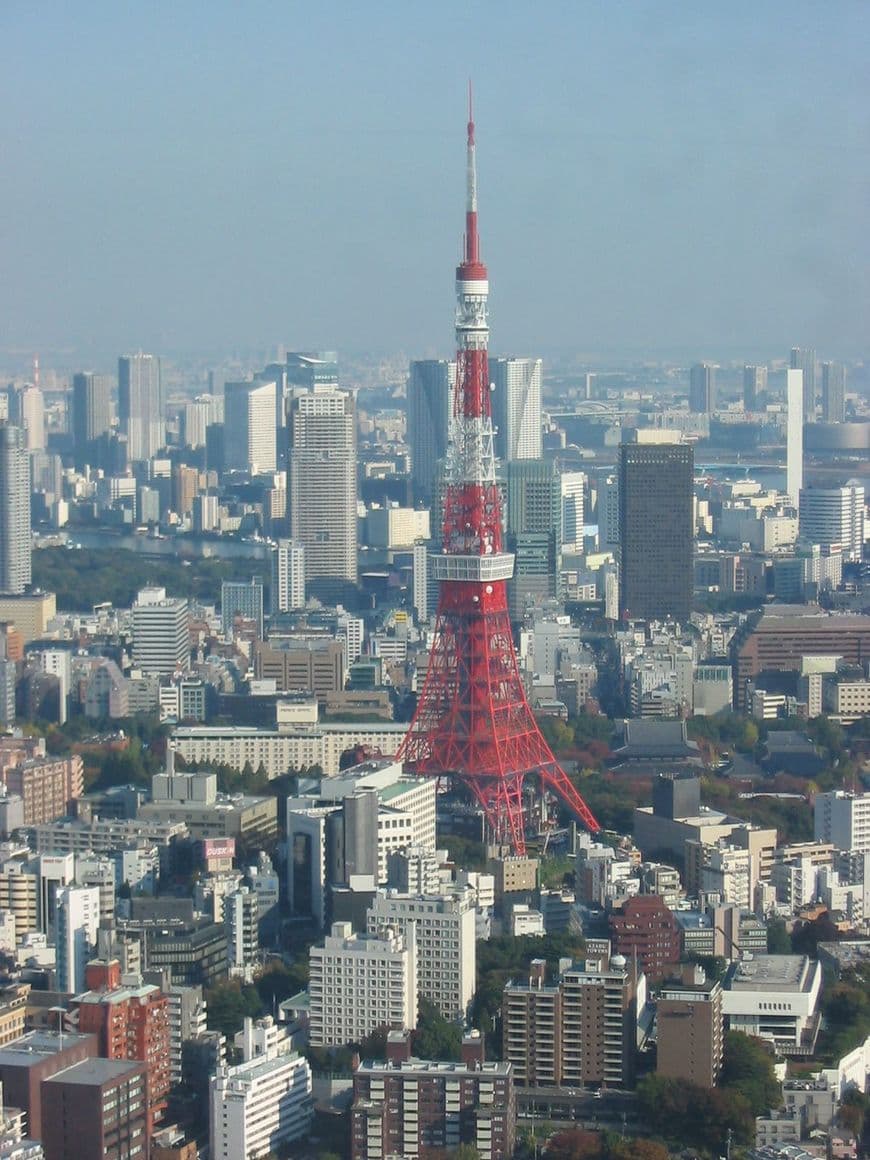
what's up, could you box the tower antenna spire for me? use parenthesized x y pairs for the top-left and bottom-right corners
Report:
(398, 96), (599, 854)
(465, 81), (478, 260)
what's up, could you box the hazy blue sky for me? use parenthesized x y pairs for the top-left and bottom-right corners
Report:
(2, 1), (868, 365)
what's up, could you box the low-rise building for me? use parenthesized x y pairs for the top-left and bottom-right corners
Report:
(722, 954), (822, 1055)
(172, 721), (407, 778)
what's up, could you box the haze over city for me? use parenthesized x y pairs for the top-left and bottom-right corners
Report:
(2, 1), (869, 368)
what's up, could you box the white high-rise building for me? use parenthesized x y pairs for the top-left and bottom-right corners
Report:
(701, 844), (752, 911)
(786, 368), (804, 512)
(337, 610), (364, 666)
(210, 1017), (312, 1160)
(14, 385), (45, 451)
(271, 539), (305, 614)
(366, 890), (476, 1021)
(55, 884), (99, 993)
(288, 386), (357, 598)
(224, 378), (277, 475)
(411, 542), (436, 624)
(119, 353), (163, 462)
(0, 424), (31, 594)
(224, 886), (259, 977)
(132, 587), (190, 675)
(308, 922), (417, 1048)
(408, 360), (454, 505)
(39, 649), (71, 725)
(561, 471), (586, 551)
(183, 394), (223, 449)
(491, 357), (543, 461)
(815, 791), (870, 853)
(799, 482), (865, 563)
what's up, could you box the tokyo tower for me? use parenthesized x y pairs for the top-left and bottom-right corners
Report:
(399, 92), (599, 855)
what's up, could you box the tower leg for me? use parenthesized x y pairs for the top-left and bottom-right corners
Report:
(539, 763), (600, 835)
(466, 773), (527, 856)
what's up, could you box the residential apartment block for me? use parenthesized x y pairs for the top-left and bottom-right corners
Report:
(366, 890), (476, 1020)
(351, 1030), (515, 1160)
(308, 922), (417, 1048)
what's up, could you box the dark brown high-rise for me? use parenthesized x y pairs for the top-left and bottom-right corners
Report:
(619, 441), (694, 623)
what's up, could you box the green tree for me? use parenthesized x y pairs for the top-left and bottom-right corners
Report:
(543, 1128), (601, 1159)
(413, 997), (463, 1062)
(766, 916), (791, 955)
(837, 1087), (868, 1138)
(205, 979), (263, 1038)
(606, 1141), (669, 1160)
(719, 1031), (781, 1117)
(818, 971), (870, 1064)
(636, 1072), (756, 1150)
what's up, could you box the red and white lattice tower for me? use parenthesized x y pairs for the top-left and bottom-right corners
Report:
(398, 91), (599, 854)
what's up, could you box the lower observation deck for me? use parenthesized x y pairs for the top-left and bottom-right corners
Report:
(431, 552), (514, 582)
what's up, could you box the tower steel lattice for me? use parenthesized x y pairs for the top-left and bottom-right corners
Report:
(399, 91), (599, 854)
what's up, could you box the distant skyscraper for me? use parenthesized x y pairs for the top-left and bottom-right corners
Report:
(596, 472), (620, 553)
(821, 362), (846, 424)
(619, 441), (694, 622)
(560, 471), (586, 551)
(72, 372), (113, 470)
(118, 353), (163, 461)
(223, 378), (277, 475)
(790, 348), (816, 422)
(407, 360), (453, 505)
(689, 363), (716, 414)
(742, 365), (767, 412)
(271, 539), (305, 614)
(221, 577), (265, 639)
(288, 386), (357, 601)
(799, 482), (865, 563)
(786, 368), (804, 511)
(183, 394), (223, 449)
(9, 385), (45, 451)
(505, 458), (562, 620)
(0, 424), (31, 594)
(285, 351), (339, 389)
(491, 357), (543, 461)
(411, 541), (437, 624)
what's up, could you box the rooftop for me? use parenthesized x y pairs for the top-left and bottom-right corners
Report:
(728, 954), (815, 992)
(357, 1057), (511, 1077)
(379, 781), (427, 803)
(0, 1031), (95, 1069)
(613, 719), (700, 759)
(43, 1057), (145, 1087)
(755, 607), (870, 632)
(764, 732), (818, 753)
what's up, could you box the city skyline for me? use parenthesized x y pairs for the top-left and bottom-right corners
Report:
(2, 3), (869, 365)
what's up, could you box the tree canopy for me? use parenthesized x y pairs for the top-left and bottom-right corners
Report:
(635, 1032), (780, 1150)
